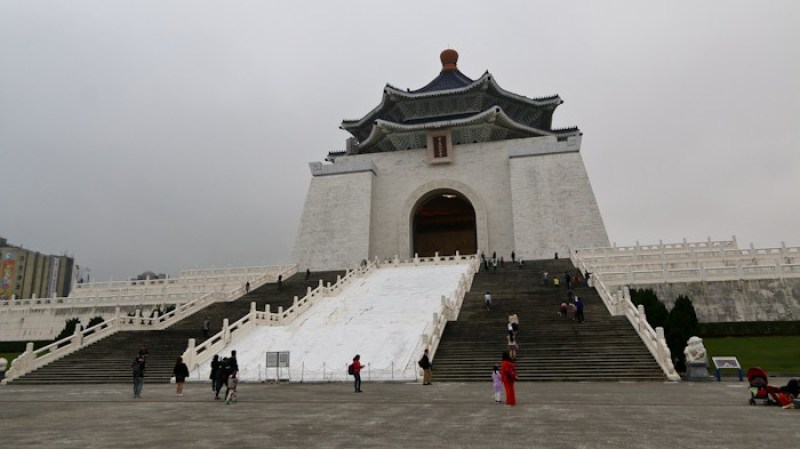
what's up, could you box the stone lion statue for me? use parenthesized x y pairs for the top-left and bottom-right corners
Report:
(684, 336), (707, 364)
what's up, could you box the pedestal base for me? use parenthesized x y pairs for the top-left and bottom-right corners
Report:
(685, 362), (710, 381)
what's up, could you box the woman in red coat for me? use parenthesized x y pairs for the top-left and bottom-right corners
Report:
(500, 351), (518, 405)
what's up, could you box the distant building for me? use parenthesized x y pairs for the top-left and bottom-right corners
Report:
(0, 237), (75, 300)
(133, 271), (167, 281)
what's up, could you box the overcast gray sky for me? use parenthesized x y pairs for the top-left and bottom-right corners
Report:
(2, 1), (798, 281)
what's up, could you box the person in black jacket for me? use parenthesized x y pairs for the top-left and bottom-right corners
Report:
(173, 357), (189, 397)
(132, 356), (145, 398)
(209, 355), (220, 394)
(419, 349), (433, 385)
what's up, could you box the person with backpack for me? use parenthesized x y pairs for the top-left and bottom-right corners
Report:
(215, 357), (230, 400)
(131, 355), (145, 398)
(221, 351), (239, 401)
(209, 355), (220, 393)
(575, 297), (585, 324)
(418, 349), (432, 385)
(350, 354), (364, 393)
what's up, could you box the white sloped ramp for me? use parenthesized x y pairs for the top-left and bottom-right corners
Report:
(192, 263), (470, 382)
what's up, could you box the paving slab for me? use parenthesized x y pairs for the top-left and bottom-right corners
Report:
(1, 379), (798, 449)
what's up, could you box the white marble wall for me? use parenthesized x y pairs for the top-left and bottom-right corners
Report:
(637, 279), (800, 322)
(0, 305), (156, 341)
(292, 169), (374, 271)
(509, 137), (609, 259)
(293, 135), (610, 271)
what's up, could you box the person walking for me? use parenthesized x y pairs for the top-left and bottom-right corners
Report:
(225, 371), (239, 404)
(484, 291), (492, 311)
(131, 355), (145, 398)
(507, 331), (518, 360)
(245, 281), (250, 294)
(215, 357), (230, 400)
(575, 297), (585, 324)
(173, 357), (189, 397)
(418, 349), (433, 385)
(492, 365), (503, 403)
(500, 351), (518, 406)
(351, 354), (364, 393)
(508, 311), (519, 336)
(201, 317), (210, 339)
(222, 350), (239, 400)
(209, 355), (220, 394)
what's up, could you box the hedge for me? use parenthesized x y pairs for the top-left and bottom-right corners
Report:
(700, 321), (800, 338)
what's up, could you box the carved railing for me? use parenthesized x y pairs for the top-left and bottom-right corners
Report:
(1, 265), (297, 384)
(577, 239), (798, 279)
(571, 252), (680, 381)
(182, 253), (480, 378)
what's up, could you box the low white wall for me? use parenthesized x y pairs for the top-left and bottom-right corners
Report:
(0, 265), (295, 342)
(576, 239), (800, 322)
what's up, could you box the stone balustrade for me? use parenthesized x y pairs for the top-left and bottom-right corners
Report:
(1, 265), (296, 383)
(182, 253), (480, 376)
(70, 264), (294, 298)
(571, 252), (680, 381)
(575, 238), (800, 285)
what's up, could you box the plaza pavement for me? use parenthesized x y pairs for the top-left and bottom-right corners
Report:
(1, 378), (798, 449)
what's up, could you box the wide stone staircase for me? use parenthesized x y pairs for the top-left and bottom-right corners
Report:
(432, 258), (665, 381)
(10, 270), (344, 384)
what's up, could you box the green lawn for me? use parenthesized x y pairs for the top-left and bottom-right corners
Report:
(703, 336), (800, 374)
(1, 352), (19, 365)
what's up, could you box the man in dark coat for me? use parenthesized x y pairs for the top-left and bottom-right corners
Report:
(132, 356), (145, 398)
(419, 349), (433, 385)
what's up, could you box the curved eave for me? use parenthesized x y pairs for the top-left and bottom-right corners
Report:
(340, 85), (396, 132)
(356, 106), (576, 151)
(341, 72), (563, 133)
(386, 72), (562, 107)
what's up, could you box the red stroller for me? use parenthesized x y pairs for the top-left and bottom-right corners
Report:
(747, 367), (770, 405)
(747, 367), (799, 407)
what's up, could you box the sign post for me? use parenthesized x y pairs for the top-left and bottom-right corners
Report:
(711, 356), (743, 381)
(266, 351), (291, 382)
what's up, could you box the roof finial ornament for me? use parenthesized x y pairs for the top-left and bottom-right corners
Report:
(440, 49), (459, 72)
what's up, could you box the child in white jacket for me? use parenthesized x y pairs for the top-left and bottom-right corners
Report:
(492, 365), (502, 403)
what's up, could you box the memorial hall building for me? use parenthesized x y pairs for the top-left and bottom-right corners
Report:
(294, 50), (609, 271)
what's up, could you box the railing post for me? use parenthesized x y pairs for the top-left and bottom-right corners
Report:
(637, 305), (647, 334)
(250, 302), (256, 314)
(278, 306), (284, 323)
(222, 318), (230, 343)
(185, 338), (196, 369)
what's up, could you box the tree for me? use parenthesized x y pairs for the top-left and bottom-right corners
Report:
(53, 318), (81, 342)
(630, 288), (669, 329)
(664, 295), (699, 367)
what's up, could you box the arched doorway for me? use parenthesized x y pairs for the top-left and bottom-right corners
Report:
(412, 190), (477, 257)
